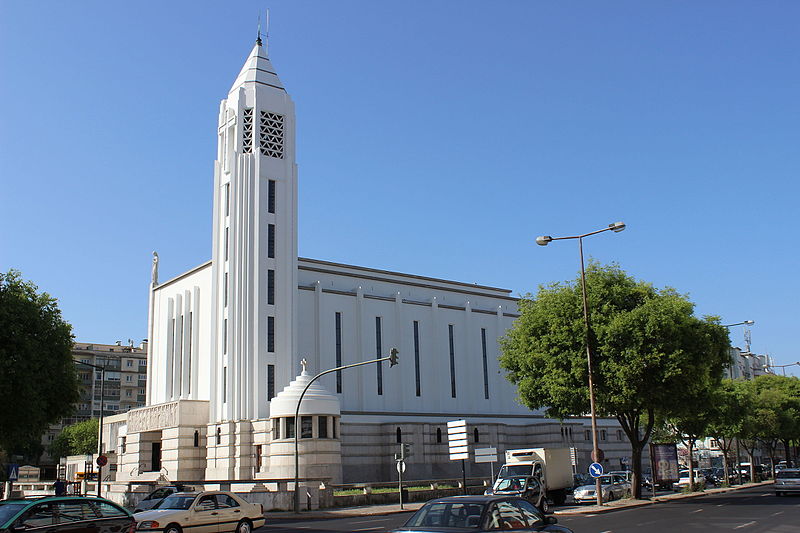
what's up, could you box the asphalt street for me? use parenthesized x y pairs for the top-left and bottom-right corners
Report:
(257, 486), (800, 532)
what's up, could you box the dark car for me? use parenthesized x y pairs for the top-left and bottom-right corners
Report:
(391, 495), (572, 532)
(133, 485), (194, 513)
(0, 496), (134, 533)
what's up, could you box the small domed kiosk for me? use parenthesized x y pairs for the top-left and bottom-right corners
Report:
(267, 359), (342, 483)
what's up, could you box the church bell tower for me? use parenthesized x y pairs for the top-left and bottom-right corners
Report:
(208, 36), (298, 477)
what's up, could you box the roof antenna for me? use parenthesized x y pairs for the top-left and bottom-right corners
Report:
(256, 10), (263, 46)
(264, 8), (270, 55)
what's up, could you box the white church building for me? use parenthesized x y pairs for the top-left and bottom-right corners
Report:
(107, 36), (630, 486)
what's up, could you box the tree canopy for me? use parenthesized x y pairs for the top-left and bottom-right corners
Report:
(499, 262), (730, 498)
(0, 270), (79, 459)
(49, 419), (98, 459)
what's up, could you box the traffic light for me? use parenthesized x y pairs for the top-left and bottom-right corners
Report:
(401, 442), (412, 459)
(389, 348), (399, 367)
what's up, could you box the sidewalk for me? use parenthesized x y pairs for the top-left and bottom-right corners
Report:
(263, 481), (773, 521)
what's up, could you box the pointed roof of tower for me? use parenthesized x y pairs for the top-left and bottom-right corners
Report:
(229, 40), (285, 93)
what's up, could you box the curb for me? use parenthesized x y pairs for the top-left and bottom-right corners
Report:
(263, 481), (774, 521)
(553, 481), (774, 516)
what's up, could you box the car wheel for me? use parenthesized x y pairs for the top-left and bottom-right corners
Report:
(164, 524), (182, 533)
(236, 520), (252, 533)
(539, 498), (549, 514)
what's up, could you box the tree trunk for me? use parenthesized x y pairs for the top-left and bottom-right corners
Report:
(783, 439), (791, 467)
(747, 450), (756, 483)
(687, 439), (695, 490)
(631, 443), (644, 499)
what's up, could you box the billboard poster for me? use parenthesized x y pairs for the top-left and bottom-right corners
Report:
(650, 443), (680, 482)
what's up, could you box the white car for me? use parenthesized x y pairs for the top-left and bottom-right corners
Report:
(573, 474), (630, 504)
(134, 491), (265, 533)
(672, 469), (706, 490)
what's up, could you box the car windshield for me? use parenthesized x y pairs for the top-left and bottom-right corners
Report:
(776, 471), (800, 479)
(494, 477), (526, 491)
(153, 495), (196, 510)
(0, 503), (28, 526)
(498, 465), (532, 478)
(405, 502), (485, 529)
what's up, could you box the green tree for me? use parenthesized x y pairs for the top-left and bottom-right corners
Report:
(500, 263), (730, 499)
(0, 270), (80, 460)
(707, 380), (749, 485)
(49, 419), (99, 459)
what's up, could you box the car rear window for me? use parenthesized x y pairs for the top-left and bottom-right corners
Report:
(406, 502), (484, 528)
(94, 501), (130, 518)
(776, 471), (800, 479)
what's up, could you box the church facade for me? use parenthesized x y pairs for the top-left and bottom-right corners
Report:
(108, 38), (631, 486)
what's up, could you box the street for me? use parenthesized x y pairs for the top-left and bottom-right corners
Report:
(258, 486), (800, 532)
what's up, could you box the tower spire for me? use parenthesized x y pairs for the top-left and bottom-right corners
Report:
(256, 11), (262, 46)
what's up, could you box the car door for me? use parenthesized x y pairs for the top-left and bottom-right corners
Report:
(189, 495), (220, 533)
(54, 501), (100, 533)
(14, 502), (57, 533)
(213, 495), (243, 532)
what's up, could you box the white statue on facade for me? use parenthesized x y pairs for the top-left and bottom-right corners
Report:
(151, 251), (159, 286)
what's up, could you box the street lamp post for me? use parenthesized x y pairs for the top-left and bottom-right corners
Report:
(722, 320), (754, 485)
(293, 348), (399, 513)
(74, 360), (106, 497)
(536, 221), (626, 506)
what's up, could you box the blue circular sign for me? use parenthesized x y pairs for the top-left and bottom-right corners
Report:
(589, 462), (604, 478)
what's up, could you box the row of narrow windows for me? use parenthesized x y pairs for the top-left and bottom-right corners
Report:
(334, 313), (492, 400)
(272, 415), (337, 440)
(167, 309), (193, 398)
(400, 427), (482, 444)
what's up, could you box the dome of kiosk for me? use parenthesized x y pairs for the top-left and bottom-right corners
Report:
(269, 362), (340, 418)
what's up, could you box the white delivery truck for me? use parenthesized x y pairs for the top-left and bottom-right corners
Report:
(492, 448), (573, 506)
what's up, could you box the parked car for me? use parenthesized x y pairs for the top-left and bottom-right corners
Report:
(774, 468), (800, 496)
(672, 470), (706, 490)
(391, 495), (572, 532)
(572, 474), (630, 504)
(134, 485), (195, 513)
(0, 496), (134, 533)
(134, 491), (264, 533)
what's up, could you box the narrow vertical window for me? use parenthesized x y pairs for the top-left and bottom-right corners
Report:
(318, 416), (328, 438)
(335, 312), (342, 393)
(268, 179), (276, 214)
(413, 321), (421, 397)
(188, 311), (193, 394)
(268, 224), (275, 258)
(223, 318), (228, 354)
(193, 431), (199, 447)
(481, 328), (489, 400)
(286, 417), (295, 438)
(242, 108), (253, 153)
(267, 364), (275, 401)
(267, 269), (275, 305)
(224, 227), (229, 261)
(375, 317), (383, 395)
(301, 416), (313, 438)
(224, 183), (230, 216)
(474, 428), (480, 443)
(267, 316), (275, 352)
(436, 428), (442, 443)
(448, 324), (456, 398)
(396, 427), (402, 443)
(216, 427), (221, 444)
(224, 272), (228, 307)
(222, 367), (227, 403)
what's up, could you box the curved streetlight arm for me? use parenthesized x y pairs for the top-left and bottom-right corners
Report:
(293, 349), (399, 513)
(722, 321), (755, 328)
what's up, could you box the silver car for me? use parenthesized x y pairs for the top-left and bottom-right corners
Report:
(573, 474), (630, 504)
(775, 468), (800, 496)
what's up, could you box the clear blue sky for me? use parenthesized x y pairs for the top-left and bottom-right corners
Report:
(2, 1), (798, 375)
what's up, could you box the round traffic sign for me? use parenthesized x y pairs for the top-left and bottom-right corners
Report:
(396, 461), (406, 474)
(96, 455), (108, 467)
(589, 462), (604, 478)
